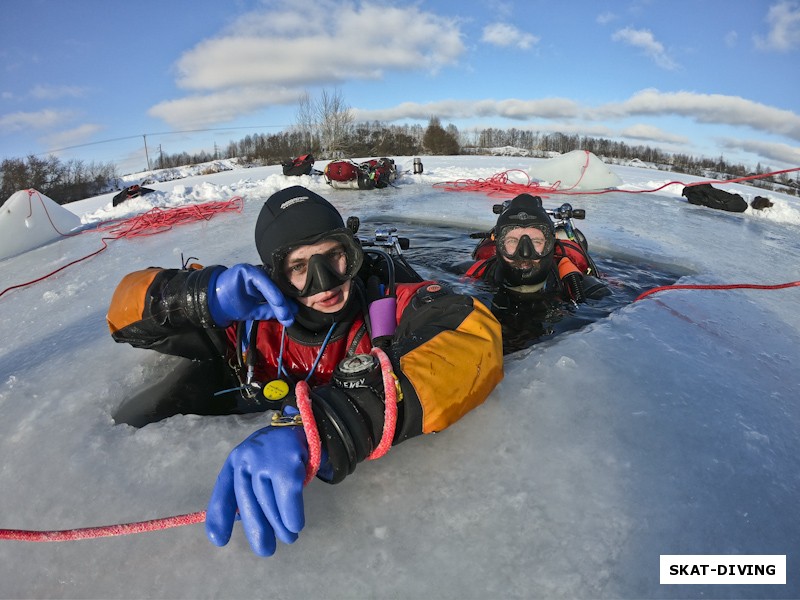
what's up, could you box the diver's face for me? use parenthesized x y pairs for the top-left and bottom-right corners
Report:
(283, 239), (351, 313)
(499, 226), (548, 270)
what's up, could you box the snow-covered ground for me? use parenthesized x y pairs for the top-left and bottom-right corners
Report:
(1, 155), (799, 598)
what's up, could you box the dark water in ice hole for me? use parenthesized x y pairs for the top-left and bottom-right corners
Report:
(113, 220), (682, 427)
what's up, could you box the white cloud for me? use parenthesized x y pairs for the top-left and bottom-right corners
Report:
(29, 85), (87, 100)
(596, 12), (617, 25)
(611, 27), (678, 70)
(149, 87), (303, 129)
(353, 97), (581, 122)
(754, 1), (800, 51)
(42, 123), (104, 152)
(595, 89), (800, 142)
(150, 1), (466, 127)
(481, 23), (539, 50)
(173, 2), (464, 92)
(487, 0), (514, 19)
(619, 124), (689, 145)
(724, 30), (738, 48)
(719, 137), (800, 166)
(0, 109), (75, 132)
(353, 89), (800, 148)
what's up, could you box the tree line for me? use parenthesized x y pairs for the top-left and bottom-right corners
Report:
(1, 115), (795, 207)
(0, 154), (119, 207)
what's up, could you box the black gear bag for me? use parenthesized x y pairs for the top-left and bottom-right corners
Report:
(681, 184), (747, 213)
(282, 154), (315, 176)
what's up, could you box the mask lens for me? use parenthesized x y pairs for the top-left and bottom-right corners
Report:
(498, 226), (553, 259)
(275, 231), (363, 297)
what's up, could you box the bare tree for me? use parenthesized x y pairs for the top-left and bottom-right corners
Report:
(292, 88), (353, 158)
(316, 88), (354, 158)
(294, 91), (317, 152)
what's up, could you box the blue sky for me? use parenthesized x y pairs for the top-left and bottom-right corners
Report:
(1, 0), (799, 174)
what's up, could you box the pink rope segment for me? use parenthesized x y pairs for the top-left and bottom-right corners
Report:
(368, 347), (399, 460)
(295, 380), (323, 485)
(0, 511), (206, 542)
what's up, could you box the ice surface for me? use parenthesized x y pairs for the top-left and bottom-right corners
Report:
(1, 156), (799, 598)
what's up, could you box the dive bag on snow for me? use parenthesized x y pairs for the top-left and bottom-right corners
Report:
(282, 154), (315, 176)
(112, 184), (156, 207)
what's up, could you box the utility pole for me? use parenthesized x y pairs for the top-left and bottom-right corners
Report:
(143, 134), (152, 172)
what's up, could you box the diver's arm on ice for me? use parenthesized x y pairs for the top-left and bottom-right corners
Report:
(389, 284), (504, 439)
(105, 266), (228, 360)
(297, 283), (504, 484)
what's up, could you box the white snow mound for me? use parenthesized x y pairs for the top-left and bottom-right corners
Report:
(529, 150), (623, 190)
(0, 189), (82, 260)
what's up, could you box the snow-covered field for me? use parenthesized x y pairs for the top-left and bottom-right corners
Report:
(1, 154), (798, 598)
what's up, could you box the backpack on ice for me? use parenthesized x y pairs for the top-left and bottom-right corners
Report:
(282, 154), (315, 176)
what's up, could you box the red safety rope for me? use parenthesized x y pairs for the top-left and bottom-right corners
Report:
(295, 380), (323, 485)
(367, 347), (398, 460)
(635, 280), (800, 302)
(0, 193), (244, 299)
(0, 347), (400, 542)
(434, 161), (800, 199)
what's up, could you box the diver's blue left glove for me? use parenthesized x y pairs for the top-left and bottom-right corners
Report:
(207, 263), (297, 327)
(205, 411), (308, 557)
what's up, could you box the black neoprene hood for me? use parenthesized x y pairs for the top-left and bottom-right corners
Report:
(494, 193), (556, 287)
(495, 193), (555, 235)
(255, 186), (346, 269)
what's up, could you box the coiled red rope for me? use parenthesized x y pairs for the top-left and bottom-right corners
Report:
(434, 157), (800, 199)
(433, 151), (593, 197)
(0, 192), (244, 299)
(294, 346), (398, 484)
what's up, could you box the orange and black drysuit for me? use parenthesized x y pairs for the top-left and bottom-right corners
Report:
(107, 264), (503, 484)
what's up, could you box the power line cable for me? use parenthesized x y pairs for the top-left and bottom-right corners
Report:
(30, 125), (290, 156)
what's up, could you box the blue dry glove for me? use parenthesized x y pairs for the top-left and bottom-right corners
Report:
(205, 411), (308, 557)
(207, 264), (297, 327)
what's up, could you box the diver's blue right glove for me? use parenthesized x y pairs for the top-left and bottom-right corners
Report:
(205, 416), (308, 557)
(207, 264), (297, 327)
